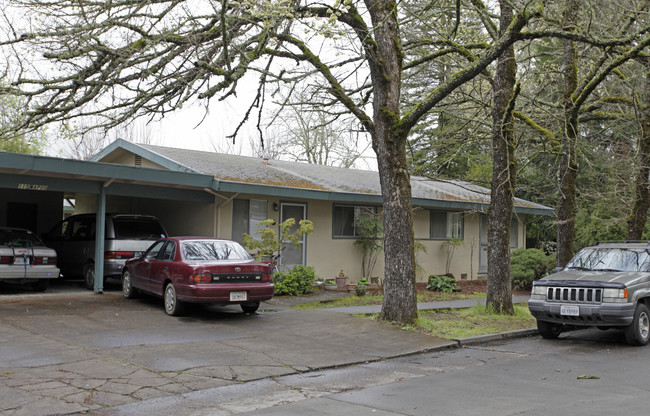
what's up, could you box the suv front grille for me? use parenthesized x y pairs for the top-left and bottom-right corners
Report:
(546, 287), (602, 304)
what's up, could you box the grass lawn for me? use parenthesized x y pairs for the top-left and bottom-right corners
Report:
(405, 304), (536, 339)
(289, 288), (536, 340)
(359, 304), (536, 340)
(290, 290), (486, 310)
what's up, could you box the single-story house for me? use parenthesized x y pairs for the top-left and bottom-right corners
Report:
(0, 138), (552, 291)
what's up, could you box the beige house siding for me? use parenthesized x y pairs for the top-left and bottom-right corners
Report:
(81, 141), (542, 284)
(214, 196), (527, 283)
(96, 148), (166, 169)
(74, 189), (527, 284)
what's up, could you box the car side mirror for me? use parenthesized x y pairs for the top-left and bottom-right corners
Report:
(553, 266), (564, 273)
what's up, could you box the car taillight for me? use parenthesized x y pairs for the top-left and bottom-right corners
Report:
(105, 251), (135, 260)
(189, 272), (212, 283)
(33, 256), (56, 264)
(0, 256), (11, 264)
(261, 272), (272, 282)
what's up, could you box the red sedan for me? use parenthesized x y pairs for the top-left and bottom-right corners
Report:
(122, 237), (274, 316)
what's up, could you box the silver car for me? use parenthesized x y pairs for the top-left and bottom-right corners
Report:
(529, 241), (650, 346)
(0, 227), (59, 291)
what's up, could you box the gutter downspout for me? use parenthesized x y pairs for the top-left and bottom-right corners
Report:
(203, 188), (239, 238)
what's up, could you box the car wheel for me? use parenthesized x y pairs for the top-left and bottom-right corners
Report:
(241, 301), (260, 314)
(537, 320), (562, 339)
(164, 283), (184, 316)
(31, 279), (49, 292)
(83, 262), (95, 290)
(122, 270), (137, 299)
(624, 303), (650, 346)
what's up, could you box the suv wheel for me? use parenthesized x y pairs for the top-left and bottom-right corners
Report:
(537, 320), (562, 339)
(83, 262), (95, 290)
(624, 303), (650, 346)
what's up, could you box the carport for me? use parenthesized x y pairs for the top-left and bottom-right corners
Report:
(0, 151), (219, 293)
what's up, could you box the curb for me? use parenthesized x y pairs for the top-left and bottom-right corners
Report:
(455, 328), (539, 347)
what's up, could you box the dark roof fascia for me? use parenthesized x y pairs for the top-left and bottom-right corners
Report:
(213, 180), (382, 204)
(412, 198), (554, 216)
(106, 182), (214, 202)
(0, 172), (103, 194)
(90, 138), (201, 174)
(213, 181), (554, 215)
(0, 151), (216, 190)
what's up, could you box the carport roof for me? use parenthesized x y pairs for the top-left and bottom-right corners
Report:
(92, 139), (553, 216)
(0, 149), (216, 202)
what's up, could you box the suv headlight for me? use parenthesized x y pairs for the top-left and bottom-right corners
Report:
(602, 288), (628, 303)
(530, 284), (547, 300)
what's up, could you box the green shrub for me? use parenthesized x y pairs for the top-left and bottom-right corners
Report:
(510, 248), (555, 290)
(426, 275), (460, 292)
(273, 265), (316, 296)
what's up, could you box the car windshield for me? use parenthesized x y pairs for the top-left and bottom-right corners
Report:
(0, 229), (43, 247)
(181, 240), (253, 261)
(113, 218), (166, 239)
(566, 247), (650, 272)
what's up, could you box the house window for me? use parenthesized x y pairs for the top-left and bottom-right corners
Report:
(333, 205), (378, 238)
(430, 211), (464, 240)
(232, 199), (268, 243)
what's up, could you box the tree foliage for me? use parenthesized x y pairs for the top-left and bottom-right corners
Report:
(9, 0), (650, 318)
(0, 81), (47, 154)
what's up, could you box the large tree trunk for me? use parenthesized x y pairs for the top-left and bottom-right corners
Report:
(363, 0), (417, 324)
(628, 63), (650, 240)
(486, 0), (517, 315)
(556, 0), (580, 268)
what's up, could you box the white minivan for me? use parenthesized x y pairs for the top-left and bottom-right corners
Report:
(43, 213), (167, 289)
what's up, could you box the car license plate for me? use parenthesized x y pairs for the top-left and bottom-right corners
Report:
(561, 305), (580, 316)
(230, 291), (247, 301)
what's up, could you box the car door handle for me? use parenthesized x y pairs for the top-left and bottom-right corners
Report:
(163, 267), (169, 272)
(147, 265), (152, 270)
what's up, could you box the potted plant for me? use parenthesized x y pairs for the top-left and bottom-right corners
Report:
(335, 269), (347, 290)
(324, 279), (338, 291)
(355, 277), (369, 296)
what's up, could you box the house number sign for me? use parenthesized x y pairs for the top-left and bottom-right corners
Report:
(17, 184), (48, 191)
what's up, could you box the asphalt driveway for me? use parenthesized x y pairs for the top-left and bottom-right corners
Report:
(0, 284), (455, 415)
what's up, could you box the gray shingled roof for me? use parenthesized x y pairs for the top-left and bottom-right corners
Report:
(138, 143), (551, 215)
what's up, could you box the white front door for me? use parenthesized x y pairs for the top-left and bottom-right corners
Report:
(280, 202), (307, 271)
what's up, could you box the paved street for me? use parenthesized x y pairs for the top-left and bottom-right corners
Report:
(98, 328), (650, 416)
(4, 282), (641, 416)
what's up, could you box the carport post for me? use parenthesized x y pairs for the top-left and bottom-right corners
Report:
(93, 186), (107, 294)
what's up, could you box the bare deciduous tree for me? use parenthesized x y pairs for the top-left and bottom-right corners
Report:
(0, 0), (543, 324)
